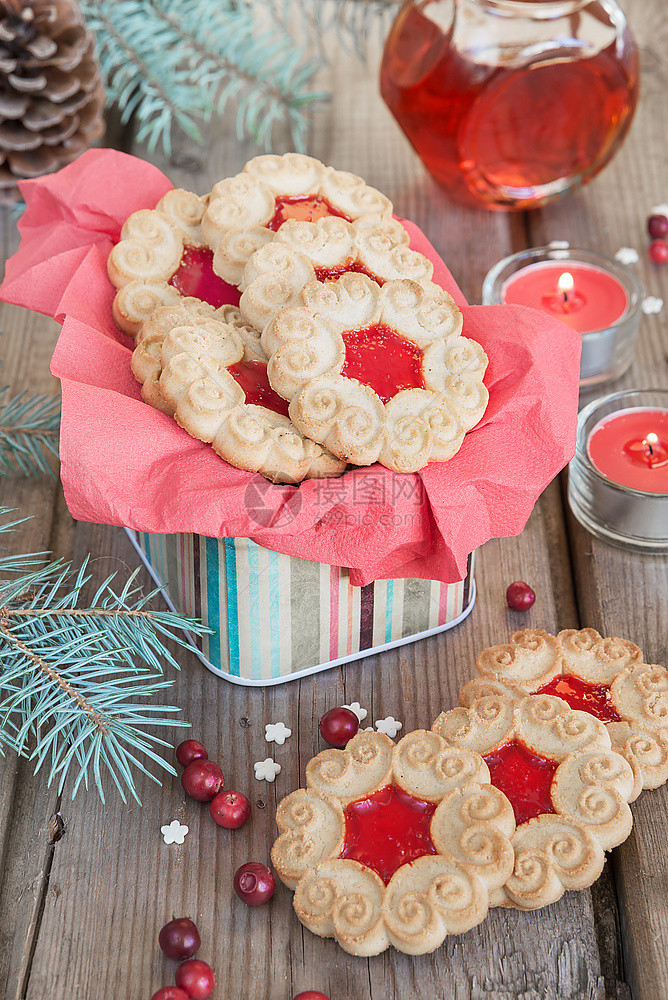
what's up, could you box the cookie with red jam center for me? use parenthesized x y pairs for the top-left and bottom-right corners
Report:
(260, 272), (488, 474)
(271, 728), (515, 956)
(432, 692), (636, 911)
(131, 300), (345, 484)
(459, 628), (668, 797)
(201, 152), (393, 287)
(108, 188), (241, 339)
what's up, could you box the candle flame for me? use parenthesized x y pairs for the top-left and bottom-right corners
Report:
(645, 432), (660, 456)
(558, 272), (575, 294)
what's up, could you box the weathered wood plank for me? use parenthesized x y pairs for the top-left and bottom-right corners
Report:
(528, 2), (668, 997)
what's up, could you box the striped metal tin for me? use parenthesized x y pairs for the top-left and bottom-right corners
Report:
(126, 529), (475, 686)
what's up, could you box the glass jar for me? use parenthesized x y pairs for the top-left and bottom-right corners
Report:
(380, 0), (639, 210)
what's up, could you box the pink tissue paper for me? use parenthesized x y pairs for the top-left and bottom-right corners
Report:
(0, 149), (581, 586)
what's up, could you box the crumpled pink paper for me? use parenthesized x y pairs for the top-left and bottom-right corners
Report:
(0, 149), (581, 586)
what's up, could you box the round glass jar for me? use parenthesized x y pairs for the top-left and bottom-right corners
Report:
(380, 0), (639, 210)
(483, 246), (644, 387)
(568, 390), (668, 553)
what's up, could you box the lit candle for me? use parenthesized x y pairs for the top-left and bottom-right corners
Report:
(568, 390), (668, 553)
(501, 262), (628, 334)
(587, 408), (668, 493)
(483, 248), (644, 387)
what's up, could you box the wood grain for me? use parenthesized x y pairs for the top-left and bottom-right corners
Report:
(0, 2), (664, 997)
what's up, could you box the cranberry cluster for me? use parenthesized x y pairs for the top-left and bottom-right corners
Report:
(151, 918), (215, 1000)
(648, 213), (668, 264)
(176, 739), (275, 907)
(177, 739), (250, 829)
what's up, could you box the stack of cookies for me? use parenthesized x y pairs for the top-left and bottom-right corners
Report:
(107, 153), (489, 483)
(271, 627), (668, 956)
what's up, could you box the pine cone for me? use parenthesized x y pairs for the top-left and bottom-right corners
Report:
(0, 0), (105, 201)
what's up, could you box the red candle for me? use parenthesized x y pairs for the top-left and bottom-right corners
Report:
(502, 262), (629, 333)
(587, 408), (668, 493)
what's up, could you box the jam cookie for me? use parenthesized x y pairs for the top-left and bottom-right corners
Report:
(271, 729), (515, 956)
(459, 628), (668, 798)
(431, 693), (636, 910)
(132, 301), (345, 483)
(262, 272), (487, 473)
(201, 153), (393, 287)
(132, 297), (265, 412)
(108, 188), (237, 338)
(236, 215), (433, 332)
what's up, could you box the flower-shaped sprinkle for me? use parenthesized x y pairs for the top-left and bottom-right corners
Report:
(255, 758), (282, 782)
(265, 722), (292, 745)
(642, 296), (664, 314)
(615, 246), (639, 265)
(161, 820), (189, 845)
(375, 716), (402, 738)
(342, 702), (368, 723)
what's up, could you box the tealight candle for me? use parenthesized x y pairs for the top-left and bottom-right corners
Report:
(569, 390), (668, 552)
(483, 248), (644, 387)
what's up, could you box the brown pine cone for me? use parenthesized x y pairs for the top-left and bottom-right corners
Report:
(0, 0), (105, 201)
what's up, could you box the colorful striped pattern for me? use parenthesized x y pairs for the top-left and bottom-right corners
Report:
(130, 531), (474, 683)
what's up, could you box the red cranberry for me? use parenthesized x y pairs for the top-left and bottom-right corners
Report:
(506, 581), (536, 611)
(158, 917), (201, 960)
(293, 993), (331, 1000)
(150, 989), (190, 1000)
(176, 740), (208, 768)
(181, 760), (224, 802)
(319, 707), (359, 748)
(648, 214), (668, 239)
(233, 861), (275, 906)
(648, 239), (668, 264)
(175, 959), (216, 1000)
(210, 789), (250, 829)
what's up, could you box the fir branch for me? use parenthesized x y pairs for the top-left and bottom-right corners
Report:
(0, 510), (210, 803)
(80, 0), (326, 155)
(0, 388), (60, 479)
(259, 0), (399, 62)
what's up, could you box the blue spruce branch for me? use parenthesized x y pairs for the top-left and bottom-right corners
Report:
(0, 509), (209, 803)
(261, 0), (399, 61)
(0, 387), (60, 479)
(80, 0), (326, 155)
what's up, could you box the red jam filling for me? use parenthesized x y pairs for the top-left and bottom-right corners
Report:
(314, 259), (384, 285)
(484, 740), (558, 827)
(266, 194), (352, 232)
(169, 246), (240, 308)
(227, 359), (290, 417)
(339, 784), (437, 884)
(340, 324), (425, 404)
(537, 674), (622, 723)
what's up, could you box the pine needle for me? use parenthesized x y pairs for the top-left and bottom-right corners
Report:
(0, 509), (210, 803)
(0, 387), (60, 479)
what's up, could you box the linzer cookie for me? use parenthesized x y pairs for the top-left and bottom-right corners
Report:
(108, 188), (239, 338)
(237, 215), (433, 332)
(262, 272), (488, 473)
(459, 628), (668, 798)
(201, 153), (393, 287)
(132, 301), (345, 483)
(271, 729), (515, 956)
(431, 693), (636, 910)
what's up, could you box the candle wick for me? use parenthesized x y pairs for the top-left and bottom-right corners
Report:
(648, 440), (655, 456)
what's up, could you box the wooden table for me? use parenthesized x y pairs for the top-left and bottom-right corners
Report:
(0, 2), (666, 997)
